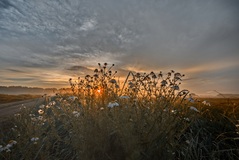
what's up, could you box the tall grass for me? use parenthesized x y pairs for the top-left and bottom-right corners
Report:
(0, 63), (238, 160)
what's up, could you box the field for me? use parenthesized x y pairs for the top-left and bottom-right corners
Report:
(0, 94), (42, 104)
(0, 63), (239, 160)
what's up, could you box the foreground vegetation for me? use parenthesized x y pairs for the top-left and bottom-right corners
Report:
(0, 94), (42, 104)
(0, 63), (238, 160)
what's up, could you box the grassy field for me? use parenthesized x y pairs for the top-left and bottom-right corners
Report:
(0, 63), (238, 160)
(0, 94), (42, 104)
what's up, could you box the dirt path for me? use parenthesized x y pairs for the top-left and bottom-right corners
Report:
(0, 98), (45, 121)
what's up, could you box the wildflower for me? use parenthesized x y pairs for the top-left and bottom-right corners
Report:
(150, 71), (155, 75)
(31, 137), (39, 141)
(38, 116), (43, 121)
(20, 105), (26, 110)
(174, 76), (182, 81)
(31, 137), (39, 144)
(31, 117), (37, 121)
(49, 101), (56, 106)
(39, 104), (45, 109)
(29, 114), (35, 117)
(85, 75), (91, 79)
(1, 140), (17, 152)
(152, 74), (157, 79)
(14, 113), (21, 117)
(38, 109), (44, 115)
(73, 111), (80, 117)
(171, 85), (179, 90)
(0, 145), (3, 152)
(9, 140), (17, 146)
(56, 106), (61, 110)
(5, 148), (11, 152)
(158, 72), (163, 78)
(189, 106), (200, 113)
(161, 80), (167, 86)
(109, 79), (117, 84)
(174, 72), (181, 77)
(202, 100), (211, 106)
(188, 97), (194, 103)
(119, 95), (130, 99)
(108, 101), (119, 108)
(68, 96), (78, 101)
(86, 85), (92, 89)
(135, 73), (141, 78)
(128, 81), (134, 88)
(184, 117), (190, 122)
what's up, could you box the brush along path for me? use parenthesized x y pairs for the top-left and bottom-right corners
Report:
(0, 97), (45, 121)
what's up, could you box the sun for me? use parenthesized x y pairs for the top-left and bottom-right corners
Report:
(97, 89), (101, 93)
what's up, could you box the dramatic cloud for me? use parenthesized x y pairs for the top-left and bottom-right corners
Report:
(0, 0), (238, 95)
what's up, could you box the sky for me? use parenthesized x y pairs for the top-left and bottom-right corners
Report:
(0, 0), (239, 96)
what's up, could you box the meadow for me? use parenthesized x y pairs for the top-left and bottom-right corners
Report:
(0, 94), (42, 104)
(0, 63), (238, 160)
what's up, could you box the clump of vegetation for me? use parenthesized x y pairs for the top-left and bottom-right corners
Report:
(0, 63), (238, 160)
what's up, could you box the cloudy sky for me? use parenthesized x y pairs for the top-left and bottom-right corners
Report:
(0, 0), (238, 95)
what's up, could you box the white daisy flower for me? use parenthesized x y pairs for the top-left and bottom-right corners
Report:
(72, 111), (80, 117)
(68, 96), (78, 101)
(31, 137), (39, 144)
(202, 100), (211, 106)
(0, 145), (3, 153)
(189, 106), (200, 113)
(119, 95), (130, 99)
(38, 109), (44, 115)
(39, 105), (45, 109)
(108, 102), (120, 108)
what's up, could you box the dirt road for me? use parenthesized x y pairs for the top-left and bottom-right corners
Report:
(0, 98), (45, 121)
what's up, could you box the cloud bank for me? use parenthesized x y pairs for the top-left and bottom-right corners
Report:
(0, 0), (238, 95)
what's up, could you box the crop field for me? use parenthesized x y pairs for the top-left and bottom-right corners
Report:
(0, 63), (239, 160)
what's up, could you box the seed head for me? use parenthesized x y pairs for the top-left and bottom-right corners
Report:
(38, 109), (44, 115)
